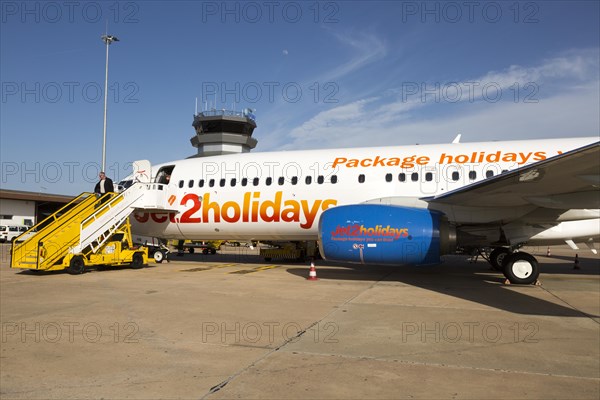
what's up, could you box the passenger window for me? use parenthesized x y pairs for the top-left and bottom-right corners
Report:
(486, 170), (494, 178)
(291, 176), (298, 185)
(317, 175), (324, 184)
(358, 174), (365, 183)
(199, 179), (205, 188)
(452, 172), (459, 181)
(241, 178), (248, 186)
(209, 179), (215, 187)
(188, 180), (194, 188)
(219, 179), (226, 187)
(411, 173), (418, 182)
(425, 172), (433, 182)
(385, 173), (392, 182)
(266, 177), (272, 186)
(231, 178), (237, 187)
(305, 176), (312, 185)
(398, 173), (406, 182)
(331, 175), (338, 184)
(469, 171), (476, 180)
(179, 180), (184, 188)
(278, 177), (285, 185)
(253, 177), (259, 186)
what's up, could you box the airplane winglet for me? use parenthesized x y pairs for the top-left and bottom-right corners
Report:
(452, 134), (461, 144)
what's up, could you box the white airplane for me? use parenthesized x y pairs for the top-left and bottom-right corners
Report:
(121, 136), (600, 285)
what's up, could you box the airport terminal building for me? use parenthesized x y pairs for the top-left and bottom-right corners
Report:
(0, 189), (74, 227)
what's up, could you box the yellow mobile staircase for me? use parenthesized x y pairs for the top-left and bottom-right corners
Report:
(11, 178), (169, 273)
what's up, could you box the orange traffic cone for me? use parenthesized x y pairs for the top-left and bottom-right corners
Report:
(307, 262), (319, 281)
(546, 247), (551, 257)
(573, 254), (580, 270)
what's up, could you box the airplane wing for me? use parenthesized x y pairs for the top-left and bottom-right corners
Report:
(425, 141), (600, 210)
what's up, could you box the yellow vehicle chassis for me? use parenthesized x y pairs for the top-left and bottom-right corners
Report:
(11, 192), (148, 274)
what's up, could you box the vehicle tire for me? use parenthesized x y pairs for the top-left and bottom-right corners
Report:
(489, 247), (510, 271)
(131, 252), (144, 269)
(210, 248), (216, 255)
(188, 247), (195, 254)
(503, 252), (539, 285)
(153, 250), (164, 263)
(202, 248), (208, 255)
(68, 256), (85, 275)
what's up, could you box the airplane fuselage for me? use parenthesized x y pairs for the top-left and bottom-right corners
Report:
(129, 137), (599, 244)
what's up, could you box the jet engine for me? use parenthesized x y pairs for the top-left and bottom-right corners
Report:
(318, 204), (456, 265)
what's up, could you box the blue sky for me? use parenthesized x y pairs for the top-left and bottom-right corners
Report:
(1, 0), (599, 195)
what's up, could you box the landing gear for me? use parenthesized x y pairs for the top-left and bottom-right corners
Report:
(489, 247), (510, 271)
(153, 249), (165, 263)
(502, 252), (540, 285)
(483, 247), (540, 284)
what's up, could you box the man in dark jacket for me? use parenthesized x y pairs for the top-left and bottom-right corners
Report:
(94, 172), (114, 196)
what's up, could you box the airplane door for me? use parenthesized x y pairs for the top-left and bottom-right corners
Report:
(441, 164), (465, 193)
(419, 165), (438, 196)
(133, 160), (152, 183)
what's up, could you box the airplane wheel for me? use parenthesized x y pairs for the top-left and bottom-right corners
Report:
(153, 250), (164, 263)
(68, 256), (85, 275)
(503, 252), (539, 285)
(131, 252), (144, 269)
(210, 248), (216, 255)
(489, 247), (510, 271)
(202, 248), (209, 255)
(188, 247), (195, 254)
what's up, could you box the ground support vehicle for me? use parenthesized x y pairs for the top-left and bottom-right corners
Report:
(259, 241), (317, 262)
(183, 241), (218, 255)
(11, 188), (152, 274)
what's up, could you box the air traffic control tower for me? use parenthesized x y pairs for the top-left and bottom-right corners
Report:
(190, 109), (258, 157)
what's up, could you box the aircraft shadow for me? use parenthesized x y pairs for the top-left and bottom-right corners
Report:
(285, 260), (599, 319)
(165, 252), (306, 265)
(535, 256), (600, 275)
(16, 263), (159, 276)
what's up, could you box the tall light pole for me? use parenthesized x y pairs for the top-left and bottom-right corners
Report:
(101, 34), (119, 173)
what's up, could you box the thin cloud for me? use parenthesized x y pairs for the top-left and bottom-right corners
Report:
(255, 31), (387, 148)
(319, 30), (388, 82)
(474, 49), (599, 93)
(278, 48), (600, 150)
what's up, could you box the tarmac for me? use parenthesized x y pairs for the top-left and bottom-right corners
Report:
(0, 243), (598, 399)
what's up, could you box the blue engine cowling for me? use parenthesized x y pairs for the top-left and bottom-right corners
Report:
(318, 204), (452, 265)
